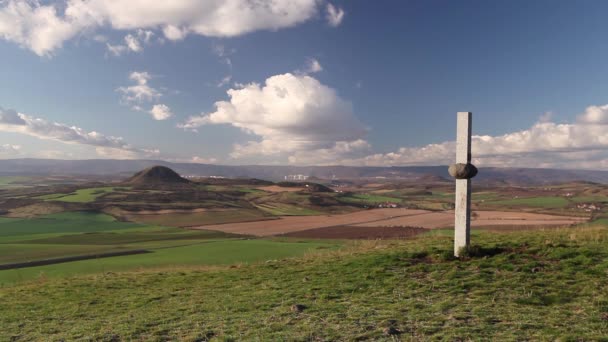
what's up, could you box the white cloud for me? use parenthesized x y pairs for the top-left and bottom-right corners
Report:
(0, 106), (157, 158)
(302, 58), (322, 74)
(149, 104), (173, 120)
(117, 71), (162, 106)
(180, 72), (368, 164)
(577, 104), (608, 124)
(117, 71), (176, 121)
(0, 0), (327, 56)
(0, 1), (81, 56)
(106, 29), (154, 56)
(343, 107), (608, 169)
(162, 25), (187, 41)
(326, 3), (345, 27)
(123, 33), (141, 52)
(0, 144), (22, 157)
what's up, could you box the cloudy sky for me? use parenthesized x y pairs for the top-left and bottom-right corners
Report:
(2, 0), (608, 168)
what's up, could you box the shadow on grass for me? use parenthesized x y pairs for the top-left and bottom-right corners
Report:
(434, 244), (508, 261)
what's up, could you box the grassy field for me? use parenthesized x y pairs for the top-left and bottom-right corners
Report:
(484, 196), (570, 208)
(0, 211), (142, 239)
(0, 176), (29, 188)
(339, 193), (403, 205)
(0, 239), (338, 284)
(0, 210), (340, 285)
(36, 187), (124, 203)
(255, 203), (322, 216)
(2, 227), (608, 340)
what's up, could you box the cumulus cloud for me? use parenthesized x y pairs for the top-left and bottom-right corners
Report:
(180, 72), (369, 163)
(342, 107), (608, 169)
(0, 0), (334, 56)
(326, 3), (345, 27)
(149, 104), (172, 120)
(0, 106), (157, 158)
(162, 25), (187, 41)
(577, 104), (608, 124)
(117, 71), (161, 106)
(0, 0), (81, 56)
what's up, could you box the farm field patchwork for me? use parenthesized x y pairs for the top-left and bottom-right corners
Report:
(198, 209), (587, 236)
(0, 210), (340, 285)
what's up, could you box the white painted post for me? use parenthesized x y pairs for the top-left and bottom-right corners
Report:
(454, 112), (472, 257)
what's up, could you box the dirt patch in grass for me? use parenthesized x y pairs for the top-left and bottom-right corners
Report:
(282, 225), (427, 239)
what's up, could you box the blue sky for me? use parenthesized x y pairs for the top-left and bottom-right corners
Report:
(2, 0), (608, 168)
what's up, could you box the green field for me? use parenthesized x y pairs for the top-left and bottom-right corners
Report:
(255, 203), (322, 216)
(0, 176), (29, 188)
(2, 227), (608, 340)
(338, 193), (403, 205)
(0, 211), (141, 238)
(484, 196), (570, 208)
(0, 211), (340, 285)
(36, 187), (124, 203)
(0, 239), (338, 284)
(571, 196), (608, 203)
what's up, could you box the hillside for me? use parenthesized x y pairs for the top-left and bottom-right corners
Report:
(125, 166), (190, 185)
(2, 227), (608, 340)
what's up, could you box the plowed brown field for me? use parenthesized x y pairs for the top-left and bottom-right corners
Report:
(192, 209), (586, 236)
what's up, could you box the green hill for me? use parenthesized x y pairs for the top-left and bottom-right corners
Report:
(2, 227), (608, 340)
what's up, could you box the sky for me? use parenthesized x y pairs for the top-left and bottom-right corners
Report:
(2, 0), (608, 168)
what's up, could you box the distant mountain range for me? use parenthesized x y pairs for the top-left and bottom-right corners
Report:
(1, 158), (608, 185)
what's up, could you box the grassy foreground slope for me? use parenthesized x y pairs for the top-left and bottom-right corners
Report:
(2, 228), (608, 340)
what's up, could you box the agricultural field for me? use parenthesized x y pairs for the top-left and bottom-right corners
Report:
(0, 210), (339, 285)
(0, 171), (606, 290)
(122, 208), (272, 227)
(36, 187), (125, 203)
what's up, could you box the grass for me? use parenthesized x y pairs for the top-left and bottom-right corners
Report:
(255, 203), (322, 216)
(484, 196), (570, 208)
(0, 212), (141, 239)
(0, 210), (338, 287)
(2, 227), (608, 340)
(37, 187), (125, 203)
(0, 176), (29, 188)
(0, 239), (339, 284)
(0, 211), (155, 264)
(571, 196), (608, 203)
(339, 193), (403, 205)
